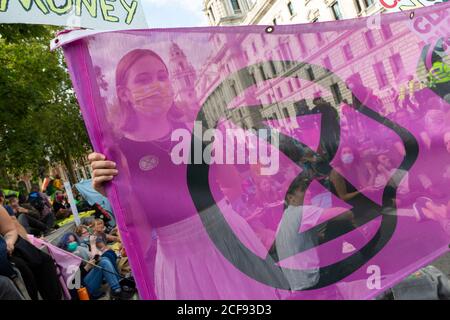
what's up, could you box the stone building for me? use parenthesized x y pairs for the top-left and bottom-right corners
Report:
(196, 0), (428, 130)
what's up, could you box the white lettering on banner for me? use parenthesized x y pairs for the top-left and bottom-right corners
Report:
(367, 13), (382, 30)
(367, 265), (382, 290)
(0, 0), (147, 30)
(171, 121), (280, 176)
(66, 265), (81, 290)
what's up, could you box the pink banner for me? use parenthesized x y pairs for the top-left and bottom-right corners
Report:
(58, 3), (450, 300)
(28, 236), (82, 300)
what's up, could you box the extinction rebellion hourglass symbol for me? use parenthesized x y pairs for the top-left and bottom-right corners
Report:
(187, 60), (419, 290)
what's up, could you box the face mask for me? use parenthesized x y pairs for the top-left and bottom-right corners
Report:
(341, 153), (354, 164)
(67, 241), (78, 252)
(130, 82), (173, 113)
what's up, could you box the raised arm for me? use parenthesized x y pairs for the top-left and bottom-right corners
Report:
(0, 206), (19, 255)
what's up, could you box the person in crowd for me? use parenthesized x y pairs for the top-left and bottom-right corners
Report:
(274, 177), (320, 291)
(52, 191), (71, 220)
(59, 232), (90, 260)
(27, 184), (55, 228)
(399, 75), (420, 113)
(75, 225), (92, 247)
(93, 219), (120, 243)
(374, 153), (414, 206)
(0, 192), (29, 241)
(445, 131), (450, 154)
(7, 195), (49, 236)
(420, 109), (448, 151)
(416, 110), (449, 198)
(0, 190), (14, 217)
(41, 174), (51, 194)
(387, 87), (401, 113)
(0, 206), (62, 300)
(329, 146), (382, 225)
(45, 178), (57, 197)
(59, 231), (133, 300)
(310, 96), (339, 161)
(0, 276), (23, 300)
(53, 174), (64, 191)
(0, 206), (18, 257)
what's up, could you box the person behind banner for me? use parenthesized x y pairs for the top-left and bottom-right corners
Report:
(88, 48), (282, 299)
(329, 146), (382, 224)
(52, 191), (71, 220)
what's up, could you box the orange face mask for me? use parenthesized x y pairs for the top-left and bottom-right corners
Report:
(131, 81), (173, 112)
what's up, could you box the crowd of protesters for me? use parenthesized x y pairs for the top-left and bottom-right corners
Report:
(57, 218), (135, 300)
(0, 173), (136, 300)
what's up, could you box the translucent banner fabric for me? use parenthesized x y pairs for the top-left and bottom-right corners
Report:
(60, 3), (450, 300)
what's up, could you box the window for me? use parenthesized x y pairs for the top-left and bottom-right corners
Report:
(330, 83), (343, 104)
(273, 113), (278, 120)
(343, 43), (353, 61)
(267, 94), (273, 104)
(243, 50), (249, 61)
(323, 56), (332, 70)
(306, 67), (315, 81)
(287, 1), (295, 16)
(231, 0), (241, 13)
(259, 66), (267, 81)
(374, 62), (389, 88)
(381, 24), (393, 40)
(250, 72), (257, 84)
(331, 2), (343, 20)
(354, 0), (362, 13)
(297, 34), (307, 55)
(230, 83), (238, 97)
(283, 108), (290, 118)
(252, 42), (258, 54)
(269, 60), (277, 76)
(364, 30), (376, 49)
(261, 34), (266, 45)
(363, 0), (374, 8)
(295, 77), (301, 88)
(277, 87), (283, 98)
(280, 42), (293, 61)
(389, 53), (405, 78)
(208, 7), (215, 22)
(316, 32), (323, 45)
(288, 81), (294, 93)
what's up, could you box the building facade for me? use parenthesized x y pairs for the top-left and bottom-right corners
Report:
(196, 0), (428, 132)
(203, 0), (383, 26)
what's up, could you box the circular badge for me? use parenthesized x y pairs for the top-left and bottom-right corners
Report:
(139, 155), (159, 171)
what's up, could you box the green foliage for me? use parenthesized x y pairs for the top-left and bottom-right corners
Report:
(0, 24), (91, 184)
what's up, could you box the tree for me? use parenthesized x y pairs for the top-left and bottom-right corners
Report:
(0, 24), (91, 186)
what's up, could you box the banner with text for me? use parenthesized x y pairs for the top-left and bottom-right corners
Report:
(0, 0), (147, 30)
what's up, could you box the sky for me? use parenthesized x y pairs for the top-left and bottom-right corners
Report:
(141, 0), (208, 28)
